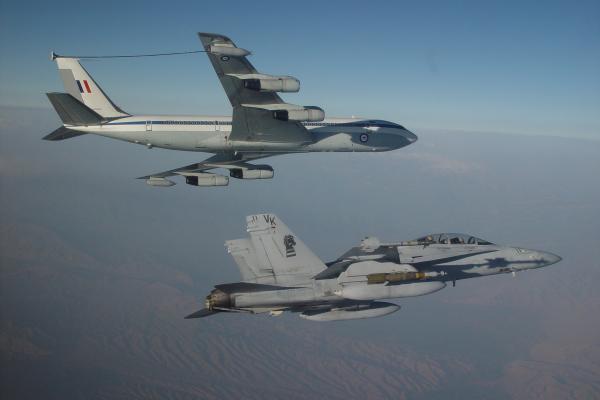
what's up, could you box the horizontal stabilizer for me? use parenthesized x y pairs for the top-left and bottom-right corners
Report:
(184, 308), (220, 319)
(43, 126), (87, 141)
(46, 92), (105, 126)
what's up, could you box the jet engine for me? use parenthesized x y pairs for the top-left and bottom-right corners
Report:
(243, 76), (300, 93)
(229, 166), (274, 180)
(205, 288), (232, 310)
(273, 106), (325, 122)
(182, 172), (229, 187)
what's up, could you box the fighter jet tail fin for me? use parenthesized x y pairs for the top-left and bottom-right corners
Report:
(242, 214), (327, 286)
(226, 238), (265, 281)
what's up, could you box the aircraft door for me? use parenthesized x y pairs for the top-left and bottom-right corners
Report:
(145, 121), (152, 131)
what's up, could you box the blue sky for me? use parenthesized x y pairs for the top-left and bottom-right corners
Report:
(0, 0), (598, 139)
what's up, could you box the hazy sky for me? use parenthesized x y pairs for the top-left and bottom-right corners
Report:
(0, 0), (598, 139)
(1, 105), (599, 399)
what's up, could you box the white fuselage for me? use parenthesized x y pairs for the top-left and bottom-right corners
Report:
(67, 115), (417, 154)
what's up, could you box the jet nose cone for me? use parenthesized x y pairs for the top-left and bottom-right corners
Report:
(403, 129), (418, 143)
(391, 129), (417, 149)
(541, 251), (562, 266)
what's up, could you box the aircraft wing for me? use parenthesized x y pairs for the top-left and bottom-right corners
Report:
(137, 152), (271, 180)
(198, 32), (317, 144)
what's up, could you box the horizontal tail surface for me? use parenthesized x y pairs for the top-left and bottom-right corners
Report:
(43, 126), (87, 141)
(46, 93), (105, 126)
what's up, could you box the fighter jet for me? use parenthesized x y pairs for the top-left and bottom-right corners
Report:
(186, 214), (561, 321)
(44, 32), (417, 187)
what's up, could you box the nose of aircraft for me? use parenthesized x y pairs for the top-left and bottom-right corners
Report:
(540, 251), (562, 266)
(392, 128), (418, 148)
(403, 129), (418, 143)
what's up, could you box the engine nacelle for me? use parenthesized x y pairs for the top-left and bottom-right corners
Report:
(182, 172), (229, 187)
(273, 106), (325, 122)
(243, 76), (300, 93)
(300, 302), (400, 321)
(230, 166), (274, 180)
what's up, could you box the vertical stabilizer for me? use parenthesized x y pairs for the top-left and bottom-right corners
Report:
(53, 56), (128, 119)
(243, 214), (326, 286)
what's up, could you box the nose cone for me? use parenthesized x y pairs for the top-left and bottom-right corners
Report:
(540, 251), (562, 266)
(392, 129), (418, 149)
(402, 129), (418, 144)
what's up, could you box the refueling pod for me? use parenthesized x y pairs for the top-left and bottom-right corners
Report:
(208, 44), (250, 57)
(145, 177), (175, 187)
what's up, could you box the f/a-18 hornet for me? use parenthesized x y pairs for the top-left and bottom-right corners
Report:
(186, 214), (561, 321)
(44, 33), (417, 187)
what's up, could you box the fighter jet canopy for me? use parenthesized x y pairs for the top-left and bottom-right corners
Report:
(413, 233), (494, 245)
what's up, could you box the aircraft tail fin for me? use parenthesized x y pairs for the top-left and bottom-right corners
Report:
(52, 55), (128, 119)
(243, 214), (327, 286)
(226, 238), (265, 281)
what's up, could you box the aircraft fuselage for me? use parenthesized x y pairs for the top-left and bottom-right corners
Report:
(206, 243), (561, 314)
(68, 115), (417, 153)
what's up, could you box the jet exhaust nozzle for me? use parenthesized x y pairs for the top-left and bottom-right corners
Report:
(205, 289), (231, 310)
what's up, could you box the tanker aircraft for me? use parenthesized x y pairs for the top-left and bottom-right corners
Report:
(186, 214), (561, 321)
(44, 32), (417, 187)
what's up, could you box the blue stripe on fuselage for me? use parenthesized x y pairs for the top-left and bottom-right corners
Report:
(104, 120), (401, 129)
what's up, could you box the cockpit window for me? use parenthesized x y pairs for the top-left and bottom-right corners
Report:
(414, 233), (493, 245)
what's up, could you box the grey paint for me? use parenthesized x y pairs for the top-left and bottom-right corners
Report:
(187, 214), (561, 322)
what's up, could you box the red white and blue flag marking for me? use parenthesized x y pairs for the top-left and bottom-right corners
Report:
(76, 80), (92, 93)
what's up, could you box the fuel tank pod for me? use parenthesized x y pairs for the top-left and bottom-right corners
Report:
(300, 302), (400, 321)
(337, 281), (446, 301)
